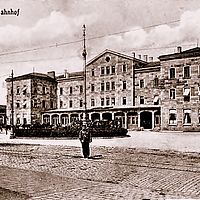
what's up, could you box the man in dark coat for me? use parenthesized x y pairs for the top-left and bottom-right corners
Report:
(79, 125), (92, 158)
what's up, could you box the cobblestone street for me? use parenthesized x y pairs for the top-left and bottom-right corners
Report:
(0, 142), (200, 199)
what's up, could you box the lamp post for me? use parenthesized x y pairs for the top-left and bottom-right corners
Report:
(10, 69), (15, 139)
(82, 24), (87, 125)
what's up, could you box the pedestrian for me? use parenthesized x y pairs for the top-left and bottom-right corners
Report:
(79, 124), (92, 158)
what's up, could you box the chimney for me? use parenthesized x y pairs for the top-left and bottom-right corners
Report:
(138, 54), (142, 60)
(143, 55), (148, 62)
(177, 46), (182, 53)
(64, 69), (69, 78)
(149, 57), (153, 62)
(47, 71), (55, 79)
(132, 52), (136, 58)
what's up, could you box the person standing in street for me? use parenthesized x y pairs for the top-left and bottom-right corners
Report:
(79, 124), (92, 158)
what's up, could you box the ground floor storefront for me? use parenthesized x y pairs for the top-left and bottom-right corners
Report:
(42, 106), (161, 130)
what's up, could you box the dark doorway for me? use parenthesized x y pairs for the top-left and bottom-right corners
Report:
(102, 113), (112, 121)
(91, 113), (100, 122)
(140, 111), (152, 129)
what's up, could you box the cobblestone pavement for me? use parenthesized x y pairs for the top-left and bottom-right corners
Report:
(0, 144), (200, 199)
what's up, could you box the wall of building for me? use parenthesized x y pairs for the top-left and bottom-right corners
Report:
(86, 52), (134, 108)
(6, 79), (32, 125)
(161, 56), (200, 131)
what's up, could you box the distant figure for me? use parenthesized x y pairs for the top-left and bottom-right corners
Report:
(79, 125), (92, 158)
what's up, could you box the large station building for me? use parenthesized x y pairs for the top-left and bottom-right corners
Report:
(6, 47), (200, 131)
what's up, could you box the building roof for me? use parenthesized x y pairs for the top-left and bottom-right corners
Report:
(159, 47), (200, 61)
(87, 49), (148, 65)
(5, 72), (57, 82)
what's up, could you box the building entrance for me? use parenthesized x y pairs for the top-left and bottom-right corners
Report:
(140, 111), (152, 129)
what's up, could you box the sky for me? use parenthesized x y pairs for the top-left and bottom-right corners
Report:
(1, 0), (200, 104)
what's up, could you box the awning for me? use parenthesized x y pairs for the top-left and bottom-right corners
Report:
(153, 96), (159, 103)
(183, 88), (190, 96)
(184, 109), (191, 113)
(169, 109), (176, 114)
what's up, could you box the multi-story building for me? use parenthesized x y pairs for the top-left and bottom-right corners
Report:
(0, 105), (6, 126)
(6, 71), (57, 125)
(159, 47), (200, 131)
(6, 47), (200, 131)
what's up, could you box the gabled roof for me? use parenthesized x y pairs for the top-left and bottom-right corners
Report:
(5, 72), (57, 82)
(159, 47), (200, 61)
(87, 49), (147, 65)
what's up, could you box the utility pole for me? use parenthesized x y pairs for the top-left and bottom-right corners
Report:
(10, 70), (15, 139)
(82, 24), (87, 125)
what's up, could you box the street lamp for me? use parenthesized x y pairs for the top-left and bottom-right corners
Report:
(10, 69), (15, 139)
(82, 24), (87, 125)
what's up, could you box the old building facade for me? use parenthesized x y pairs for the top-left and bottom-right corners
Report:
(6, 72), (57, 125)
(6, 47), (200, 131)
(0, 105), (6, 126)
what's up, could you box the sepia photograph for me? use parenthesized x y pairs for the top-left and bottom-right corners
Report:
(0, 0), (200, 199)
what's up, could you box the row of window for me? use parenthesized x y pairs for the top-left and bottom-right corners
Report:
(59, 81), (128, 95)
(60, 97), (127, 108)
(169, 109), (199, 125)
(16, 85), (56, 95)
(169, 65), (190, 79)
(90, 64), (128, 77)
(169, 87), (200, 101)
(15, 100), (55, 109)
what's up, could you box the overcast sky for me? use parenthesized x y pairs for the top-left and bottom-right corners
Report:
(1, 0), (200, 104)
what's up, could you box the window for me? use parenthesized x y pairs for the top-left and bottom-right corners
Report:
(140, 96), (144, 104)
(106, 97), (110, 106)
(91, 84), (95, 92)
(23, 86), (27, 95)
(128, 115), (138, 125)
(91, 99), (95, 107)
(101, 67), (105, 75)
(122, 97), (126, 105)
(80, 100), (83, 107)
(23, 100), (26, 109)
(170, 89), (176, 99)
(69, 100), (73, 108)
(16, 102), (20, 108)
(112, 65), (115, 74)
(154, 78), (159, 88)
(111, 97), (115, 105)
(106, 66), (110, 75)
(169, 109), (177, 125)
(105, 56), (110, 62)
(70, 87), (73, 94)
(183, 88), (190, 102)
(16, 86), (20, 95)
(184, 66), (190, 78)
(140, 80), (144, 88)
(80, 85), (83, 93)
(170, 68), (175, 79)
(191, 87), (195, 96)
(106, 82), (110, 91)
(122, 63), (127, 72)
(60, 87), (63, 95)
(198, 110), (200, 124)
(50, 101), (54, 109)
(42, 100), (46, 108)
(111, 82), (115, 90)
(183, 109), (191, 125)
(33, 99), (37, 108)
(42, 86), (46, 94)
(123, 81), (126, 90)
(101, 98), (104, 106)
(153, 96), (159, 105)
(60, 100), (63, 108)
(101, 82), (104, 91)
(91, 69), (95, 76)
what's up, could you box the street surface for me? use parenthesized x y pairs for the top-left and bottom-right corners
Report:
(0, 130), (200, 199)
